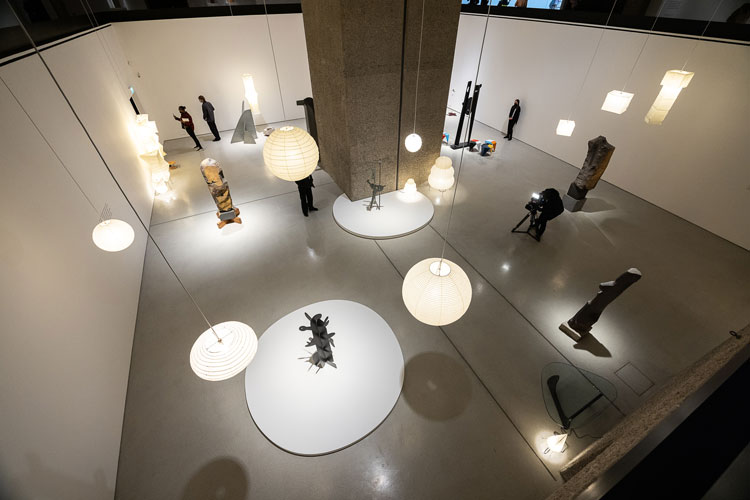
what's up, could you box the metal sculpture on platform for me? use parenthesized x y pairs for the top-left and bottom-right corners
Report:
(563, 135), (615, 212)
(200, 158), (241, 228)
(366, 163), (384, 211)
(231, 102), (258, 145)
(299, 312), (337, 370)
(559, 268), (642, 341)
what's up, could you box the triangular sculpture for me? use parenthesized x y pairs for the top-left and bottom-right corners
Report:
(231, 102), (257, 145)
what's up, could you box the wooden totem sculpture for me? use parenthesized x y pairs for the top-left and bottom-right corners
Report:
(200, 158), (241, 228)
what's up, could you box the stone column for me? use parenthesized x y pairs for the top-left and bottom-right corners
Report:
(301, 0), (460, 201)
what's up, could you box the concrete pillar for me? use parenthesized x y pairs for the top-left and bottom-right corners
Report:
(301, 0), (460, 201)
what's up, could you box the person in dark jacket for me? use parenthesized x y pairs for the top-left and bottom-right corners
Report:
(173, 106), (203, 150)
(531, 187), (563, 241)
(506, 99), (521, 140)
(295, 175), (318, 217)
(199, 95), (220, 141)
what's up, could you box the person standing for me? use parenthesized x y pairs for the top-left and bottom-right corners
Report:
(173, 106), (203, 150)
(199, 95), (221, 141)
(295, 174), (318, 217)
(506, 99), (521, 140)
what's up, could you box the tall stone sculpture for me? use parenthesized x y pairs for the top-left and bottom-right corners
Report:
(299, 312), (336, 370)
(231, 103), (257, 145)
(200, 158), (242, 228)
(559, 268), (642, 341)
(563, 135), (615, 212)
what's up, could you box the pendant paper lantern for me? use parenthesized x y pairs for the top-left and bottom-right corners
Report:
(92, 219), (135, 252)
(546, 433), (568, 453)
(402, 258), (472, 326)
(403, 178), (417, 194)
(190, 321), (258, 381)
(262, 126), (319, 181)
(405, 133), (422, 153)
(556, 119), (576, 137)
(645, 70), (694, 125)
(242, 74), (261, 114)
(601, 90), (634, 114)
(428, 156), (455, 191)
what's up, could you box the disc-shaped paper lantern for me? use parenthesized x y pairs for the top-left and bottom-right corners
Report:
(92, 219), (135, 252)
(190, 321), (258, 381)
(262, 126), (319, 182)
(556, 119), (575, 137)
(402, 258), (472, 326)
(645, 70), (694, 125)
(405, 133), (422, 152)
(601, 90), (634, 114)
(428, 156), (455, 191)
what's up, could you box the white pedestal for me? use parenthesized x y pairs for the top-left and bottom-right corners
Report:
(244, 300), (404, 455)
(332, 190), (434, 239)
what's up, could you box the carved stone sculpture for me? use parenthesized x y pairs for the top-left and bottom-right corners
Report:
(563, 135), (615, 212)
(231, 103), (257, 145)
(200, 158), (242, 228)
(560, 268), (641, 341)
(299, 313), (336, 370)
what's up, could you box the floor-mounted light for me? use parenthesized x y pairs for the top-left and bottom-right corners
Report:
(556, 119), (575, 137)
(545, 433), (568, 454)
(403, 178), (417, 194)
(428, 156), (455, 191)
(644, 70), (694, 125)
(402, 258), (472, 327)
(190, 321), (258, 381)
(601, 90), (634, 114)
(92, 218), (135, 252)
(262, 126), (319, 181)
(242, 74), (260, 114)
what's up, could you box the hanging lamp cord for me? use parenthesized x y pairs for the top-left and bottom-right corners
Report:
(263, 0), (287, 121)
(412, 0), (426, 134)
(682, 0), (725, 71)
(621, 0), (667, 92)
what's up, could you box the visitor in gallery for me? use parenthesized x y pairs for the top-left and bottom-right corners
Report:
(198, 95), (221, 141)
(295, 174), (318, 217)
(172, 106), (203, 151)
(505, 98), (521, 140)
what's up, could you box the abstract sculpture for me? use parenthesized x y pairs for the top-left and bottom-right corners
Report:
(563, 135), (615, 212)
(559, 268), (642, 341)
(231, 102), (257, 145)
(200, 158), (242, 228)
(366, 179), (384, 211)
(299, 312), (336, 370)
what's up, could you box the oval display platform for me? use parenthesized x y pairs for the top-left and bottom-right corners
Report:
(332, 190), (434, 239)
(244, 300), (404, 456)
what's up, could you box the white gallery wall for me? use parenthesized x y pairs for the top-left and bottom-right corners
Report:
(0, 27), (152, 500)
(114, 13), (313, 141)
(449, 14), (750, 250)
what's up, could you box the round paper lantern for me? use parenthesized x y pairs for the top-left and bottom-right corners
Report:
(405, 133), (422, 152)
(190, 321), (258, 381)
(262, 126), (319, 182)
(92, 219), (135, 252)
(402, 257), (472, 326)
(428, 156), (455, 191)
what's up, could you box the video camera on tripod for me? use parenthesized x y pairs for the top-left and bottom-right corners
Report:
(512, 188), (564, 241)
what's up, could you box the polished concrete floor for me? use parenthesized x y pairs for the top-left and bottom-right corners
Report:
(115, 116), (750, 500)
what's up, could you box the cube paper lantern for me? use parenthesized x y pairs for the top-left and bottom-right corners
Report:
(601, 90), (634, 114)
(556, 119), (576, 137)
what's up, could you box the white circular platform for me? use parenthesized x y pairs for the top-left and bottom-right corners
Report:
(244, 300), (404, 455)
(332, 190), (434, 239)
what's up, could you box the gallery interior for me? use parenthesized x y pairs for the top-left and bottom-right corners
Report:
(1, 0), (748, 498)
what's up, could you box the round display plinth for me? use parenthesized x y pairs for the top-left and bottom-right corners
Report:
(244, 300), (404, 455)
(332, 190), (434, 239)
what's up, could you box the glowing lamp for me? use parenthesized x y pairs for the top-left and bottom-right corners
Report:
(262, 126), (319, 181)
(404, 178), (417, 194)
(92, 219), (135, 252)
(428, 156), (455, 191)
(405, 133), (422, 153)
(242, 74), (261, 114)
(601, 90), (634, 114)
(645, 70), (694, 125)
(556, 119), (575, 136)
(402, 258), (472, 326)
(190, 321), (258, 381)
(546, 433), (568, 453)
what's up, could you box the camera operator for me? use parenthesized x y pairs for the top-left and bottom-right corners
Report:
(529, 188), (563, 241)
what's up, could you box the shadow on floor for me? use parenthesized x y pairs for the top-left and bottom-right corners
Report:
(181, 457), (249, 500)
(573, 334), (612, 358)
(402, 352), (473, 421)
(580, 197), (616, 213)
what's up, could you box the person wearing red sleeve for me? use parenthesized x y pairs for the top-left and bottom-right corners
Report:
(173, 106), (203, 150)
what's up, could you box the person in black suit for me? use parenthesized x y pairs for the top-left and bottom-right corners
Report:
(506, 99), (521, 140)
(295, 175), (318, 217)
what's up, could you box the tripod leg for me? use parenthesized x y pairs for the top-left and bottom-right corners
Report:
(511, 213), (531, 232)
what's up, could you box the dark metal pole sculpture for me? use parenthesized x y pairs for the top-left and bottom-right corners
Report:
(296, 97), (318, 146)
(200, 158), (241, 228)
(560, 268), (642, 341)
(299, 313), (337, 370)
(563, 135), (615, 212)
(451, 81), (482, 150)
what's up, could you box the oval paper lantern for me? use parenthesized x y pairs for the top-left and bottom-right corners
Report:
(262, 126), (319, 182)
(428, 156), (455, 191)
(405, 133), (422, 152)
(402, 258), (472, 326)
(92, 219), (135, 252)
(190, 321), (258, 381)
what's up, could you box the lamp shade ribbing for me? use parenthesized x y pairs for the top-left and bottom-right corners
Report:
(428, 156), (455, 191)
(262, 126), (319, 182)
(402, 258), (472, 326)
(190, 321), (258, 381)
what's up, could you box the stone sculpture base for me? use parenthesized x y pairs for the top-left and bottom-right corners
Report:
(563, 194), (586, 212)
(559, 321), (587, 342)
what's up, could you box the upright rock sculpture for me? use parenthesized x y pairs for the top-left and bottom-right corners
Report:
(200, 158), (241, 228)
(563, 135), (615, 212)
